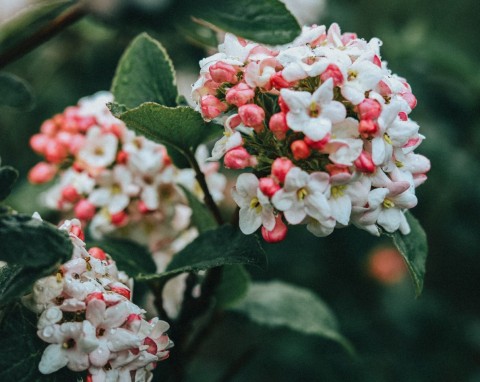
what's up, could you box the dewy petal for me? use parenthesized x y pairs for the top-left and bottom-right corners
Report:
(89, 341), (111, 367)
(105, 301), (132, 329)
(38, 344), (69, 374)
(86, 299), (106, 328)
(107, 328), (141, 352)
(239, 206), (262, 235)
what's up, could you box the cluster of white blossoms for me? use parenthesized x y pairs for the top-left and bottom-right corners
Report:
(193, 23), (430, 242)
(22, 218), (172, 382)
(28, 92), (226, 250)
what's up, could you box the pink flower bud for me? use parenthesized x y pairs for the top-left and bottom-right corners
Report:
(354, 151), (375, 173)
(400, 92), (417, 110)
(62, 118), (79, 134)
(224, 147), (252, 169)
(61, 185), (80, 203)
(325, 164), (350, 177)
(30, 134), (50, 154)
(262, 214), (287, 243)
(86, 292), (104, 304)
(357, 99), (382, 120)
(259, 177), (280, 197)
(271, 157), (293, 183)
(209, 61), (238, 84)
(77, 116), (96, 132)
(200, 95), (228, 119)
(270, 71), (293, 89)
(225, 83), (255, 107)
(111, 211), (129, 226)
(68, 134), (86, 155)
(88, 247), (107, 261)
(108, 282), (131, 300)
(70, 225), (85, 241)
(44, 139), (68, 164)
(304, 134), (330, 150)
(291, 140), (311, 160)
(320, 64), (344, 87)
(238, 104), (265, 130)
(358, 119), (379, 137)
(56, 131), (73, 147)
(341, 32), (357, 45)
(40, 119), (58, 136)
(268, 112), (288, 140)
(116, 150), (128, 164)
(138, 200), (154, 214)
(143, 337), (158, 355)
(74, 199), (96, 221)
(28, 162), (56, 184)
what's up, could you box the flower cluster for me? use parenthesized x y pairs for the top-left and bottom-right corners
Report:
(28, 92), (226, 249)
(193, 23), (430, 242)
(23, 218), (172, 382)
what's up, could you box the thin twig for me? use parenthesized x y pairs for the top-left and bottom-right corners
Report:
(0, 2), (88, 69)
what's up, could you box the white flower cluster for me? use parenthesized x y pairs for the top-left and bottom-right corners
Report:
(28, 92), (226, 251)
(23, 218), (172, 382)
(193, 23), (430, 242)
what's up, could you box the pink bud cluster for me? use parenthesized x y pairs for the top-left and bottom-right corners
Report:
(194, 24), (430, 242)
(23, 219), (172, 382)
(28, 92), (226, 249)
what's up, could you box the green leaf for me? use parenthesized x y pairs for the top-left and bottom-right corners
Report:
(383, 212), (428, 297)
(0, 165), (18, 201)
(0, 262), (61, 305)
(137, 225), (267, 282)
(175, 18), (218, 48)
(0, 303), (81, 381)
(111, 33), (178, 108)
(179, 185), (217, 233)
(0, 214), (72, 267)
(87, 238), (156, 279)
(110, 102), (221, 163)
(0, 0), (73, 56)
(231, 281), (354, 354)
(215, 265), (250, 308)
(0, 73), (34, 110)
(183, 0), (300, 45)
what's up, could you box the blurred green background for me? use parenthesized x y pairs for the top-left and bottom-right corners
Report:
(1, 0), (480, 381)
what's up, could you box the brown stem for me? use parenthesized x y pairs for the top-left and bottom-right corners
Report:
(0, 2), (88, 70)
(188, 153), (224, 225)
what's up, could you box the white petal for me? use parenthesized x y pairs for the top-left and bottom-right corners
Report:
(239, 207), (262, 234)
(38, 345), (69, 374)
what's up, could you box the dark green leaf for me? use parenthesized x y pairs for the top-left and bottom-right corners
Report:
(0, 262), (61, 305)
(87, 238), (156, 279)
(137, 225), (266, 282)
(0, 165), (18, 201)
(183, 0), (300, 45)
(175, 18), (218, 48)
(179, 185), (217, 233)
(215, 265), (250, 308)
(384, 212), (428, 297)
(0, 0), (73, 56)
(0, 214), (72, 267)
(110, 102), (221, 163)
(0, 73), (34, 110)
(231, 281), (354, 354)
(111, 33), (178, 108)
(0, 303), (81, 381)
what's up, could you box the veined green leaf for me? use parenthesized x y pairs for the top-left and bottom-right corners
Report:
(111, 33), (178, 108)
(215, 264), (250, 308)
(231, 281), (354, 354)
(137, 225), (266, 282)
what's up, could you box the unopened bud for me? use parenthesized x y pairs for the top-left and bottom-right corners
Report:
(209, 61), (238, 84)
(320, 64), (344, 87)
(225, 83), (255, 107)
(238, 104), (265, 130)
(262, 214), (287, 243)
(354, 151), (375, 173)
(28, 162), (56, 184)
(268, 112), (288, 140)
(74, 199), (96, 221)
(200, 95), (228, 120)
(291, 140), (311, 160)
(224, 147), (252, 169)
(259, 177), (280, 197)
(357, 99), (382, 120)
(271, 157), (293, 183)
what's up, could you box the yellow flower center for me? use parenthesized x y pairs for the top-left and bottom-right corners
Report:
(383, 133), (392, 145)
(331, 185), (346, 199)
(382, 199), (395, 209)
(297, 188), (308, 200)
(395, 160), (404, 168)
(347, 69), (358, 81)
(309, 102), (321, 118)
(250, 197), (262, 213)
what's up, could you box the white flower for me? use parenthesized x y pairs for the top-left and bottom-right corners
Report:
(272, 167), (331, 224)
(78, 127), (118, 171)
(281, 78), (346, 141)
(209, 122), (243, 161)
(232, 173), (275, 234)
(88, 165), (140, 214)
(324, 117), (363, 166)
(341, 58), (383, 105)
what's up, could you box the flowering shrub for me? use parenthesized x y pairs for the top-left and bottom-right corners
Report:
(28, 91), (226, 249)
(193, 24), (430, 242)
(22, 217), (172, 381)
